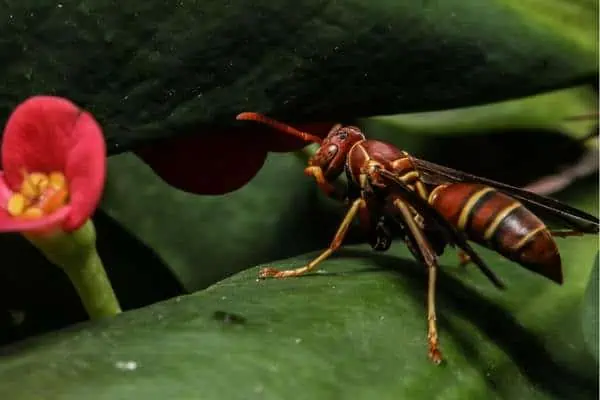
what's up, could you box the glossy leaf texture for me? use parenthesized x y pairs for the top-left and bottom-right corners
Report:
(1, 176), (597, 399)
(581, 252), (599, 362)
(0, 0), (596, 154)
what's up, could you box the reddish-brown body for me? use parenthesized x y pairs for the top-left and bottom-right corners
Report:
(429, 183), (562, 283)
(236, 111), (598, 365)
(345, 140), (562, 284)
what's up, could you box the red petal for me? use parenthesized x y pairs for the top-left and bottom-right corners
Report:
(2, 96), (81, 190)
(135, 131), (268, 195)
(0, 173), (13, 206)
(1, 96), (106, 232)
(63, 111), (106, 231)
(135, 121), (332, 195)
(0, 205), (71, 233)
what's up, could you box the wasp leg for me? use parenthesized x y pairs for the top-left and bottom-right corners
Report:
(392, 198), (443, 364)
(550, 229), (586, 238)
(260, 198), (365, 278)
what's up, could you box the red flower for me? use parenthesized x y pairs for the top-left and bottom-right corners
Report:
(135, 121), (334, 195)
(0, 96), (106, 233)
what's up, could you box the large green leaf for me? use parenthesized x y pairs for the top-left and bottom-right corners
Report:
(1, 177), (597, 399)
(0, 1), (596, 153)
(100, 152), (347, 291)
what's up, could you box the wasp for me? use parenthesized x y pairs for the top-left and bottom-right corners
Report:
(236, 112), (599, 364)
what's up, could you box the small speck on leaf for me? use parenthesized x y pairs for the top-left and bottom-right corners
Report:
(213, 310), (247, 325)
(114, 360), (137, 371)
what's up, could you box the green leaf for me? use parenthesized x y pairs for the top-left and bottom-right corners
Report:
(100, 152), (345, 291)
(2, 181), (597, 399)
(0, 1), (596, 152)
(582, 252), (599, 361)
(361, 86), (598, 140)
(500, 0), (599, 59)
(358, 87), (597, 188)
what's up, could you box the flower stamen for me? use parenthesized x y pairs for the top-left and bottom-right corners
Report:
(7, 171), (69, 218)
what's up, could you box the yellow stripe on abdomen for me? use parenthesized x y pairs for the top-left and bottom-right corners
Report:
(483, 202), (521, 240)
(457, 187), (495, 230)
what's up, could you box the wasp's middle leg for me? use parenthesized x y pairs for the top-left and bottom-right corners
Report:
(389, 196), (444, 364)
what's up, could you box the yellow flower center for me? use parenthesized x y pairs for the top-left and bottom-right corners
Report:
(7, 171), (69, 219)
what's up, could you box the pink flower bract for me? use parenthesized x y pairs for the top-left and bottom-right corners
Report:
(0, 96), (106, 232)
(135, 121), (335, 195)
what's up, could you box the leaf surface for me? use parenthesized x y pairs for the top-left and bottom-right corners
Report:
(2, 180), (597, 400)
(0, 1), (596, 152)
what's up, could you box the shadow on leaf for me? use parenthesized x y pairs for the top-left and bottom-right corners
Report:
(0, 210), (183, 346)
(333, 247), (597, 399)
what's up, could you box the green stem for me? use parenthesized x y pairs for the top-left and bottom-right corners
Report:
(25, 219), (122, 319)
(61, 247), (121, 318)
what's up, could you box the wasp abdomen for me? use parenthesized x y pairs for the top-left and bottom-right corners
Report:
(428, 183), (562, 284)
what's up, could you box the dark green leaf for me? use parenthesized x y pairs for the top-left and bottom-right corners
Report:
(2, 179), (597, 399)
(1, 241), (598, 399)
(0, 1), (596, 152)
(100, 152), (346, 291)
(581, 252), (599, 361)
(0, 211), (183, 346)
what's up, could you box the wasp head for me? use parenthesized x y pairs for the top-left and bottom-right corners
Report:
(309, 125), (365, 179)
(235, 112), (365, 180)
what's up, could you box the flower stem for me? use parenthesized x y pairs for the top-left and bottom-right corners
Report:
(25, 219), (122, 319)
(61, 246), (121, 318)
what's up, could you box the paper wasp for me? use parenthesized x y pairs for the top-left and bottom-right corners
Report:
(236, 112), (599, 364)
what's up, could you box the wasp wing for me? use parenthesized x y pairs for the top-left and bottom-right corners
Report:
(376, 168), (506, 289)
(411, 157), (599, 234)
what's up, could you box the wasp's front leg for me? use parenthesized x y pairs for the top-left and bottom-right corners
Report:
(260, 197), (366, 278)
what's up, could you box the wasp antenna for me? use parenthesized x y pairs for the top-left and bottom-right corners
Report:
(236, 112), (323, 144)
